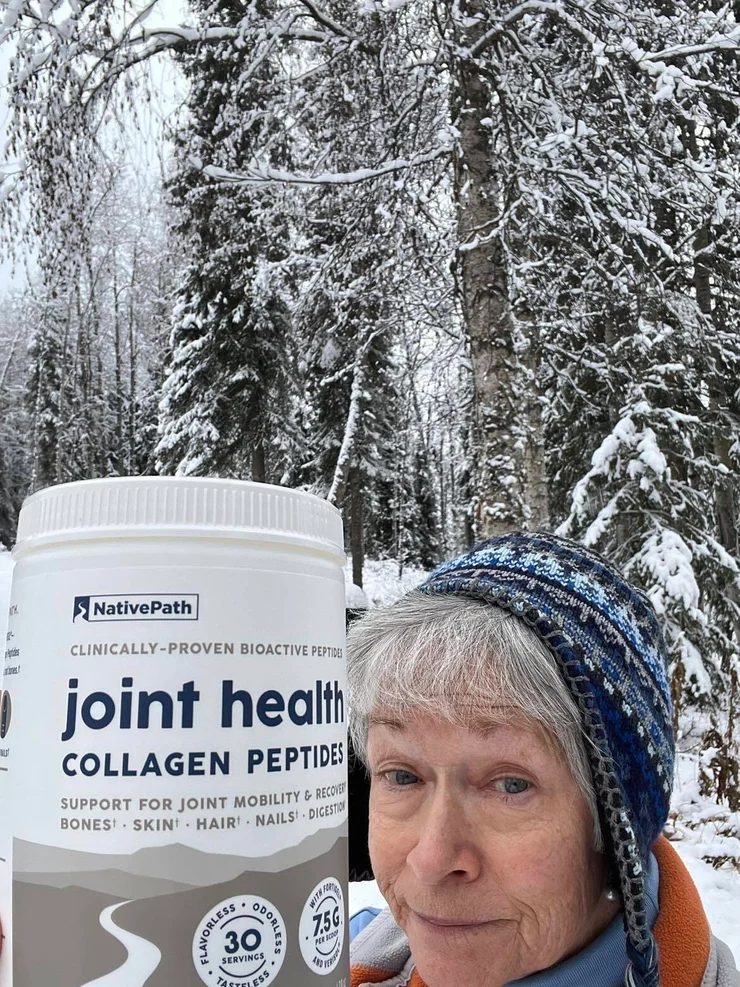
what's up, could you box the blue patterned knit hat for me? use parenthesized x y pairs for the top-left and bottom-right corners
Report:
(419, 531), (674, 987)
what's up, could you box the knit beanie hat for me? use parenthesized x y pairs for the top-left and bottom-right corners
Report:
(419, 531), (674, 987)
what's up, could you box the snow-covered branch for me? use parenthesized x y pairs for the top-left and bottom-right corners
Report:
(467, 1), (599, 59)
(643, 27), (740, 63)
(197, 144), (451, 187)
(121, 19), (330, 57)
(293, 0), (359, 43)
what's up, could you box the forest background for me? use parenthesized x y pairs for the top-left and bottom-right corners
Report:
(0, 0), (739, 848)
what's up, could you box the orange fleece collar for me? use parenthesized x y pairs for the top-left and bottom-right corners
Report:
(652, 835), (711, 987)
(350, 836), (711, 987)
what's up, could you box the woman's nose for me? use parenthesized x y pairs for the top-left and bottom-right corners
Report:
(405, 789), (481, 885)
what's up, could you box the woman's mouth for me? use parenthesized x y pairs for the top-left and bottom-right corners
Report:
(412, 910), (493, 930)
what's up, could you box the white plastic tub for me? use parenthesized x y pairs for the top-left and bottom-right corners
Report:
(0, 477), (348, 987)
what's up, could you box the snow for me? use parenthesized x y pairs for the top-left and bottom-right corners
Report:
(676, 636), (713, 698)
(320, 338), (341, 369)
(349, 879), (388, 913)
(344, 557), (428, 607)
(630, 427), (668, 480)
(346, 581), (369, 610)
(669, 751), (740, 961)
(199, 145), (452, 188)
(639, 529), (703, 615)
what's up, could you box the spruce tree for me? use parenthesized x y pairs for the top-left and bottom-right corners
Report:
(0, 299), (30, 547)
(26, 293), (71, 489)
(546, 3), (740, 782)
(298, 189), (399, 585)
(293, 0), (411, 586)
(156, 0), (301, 482)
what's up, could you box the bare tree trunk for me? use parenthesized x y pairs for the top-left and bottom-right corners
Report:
(349, 463), (364, 589)
(516, 288), (549, 529)
(451, 0), (527, 538)
(438, 434), (447, 557)
(128, 240), (139, 473)
(112, 256), (124, 471)
(29, 310), (52, 491)
(251, 442), (266, 483)
(328, 341), (368, 506)
(523, 357), (549, 530)
(602, 316), (630, 551)
(82, 250), (103, 476)
(0, 329), (22, 393)
(695, 224), (740, 652)
(54, 294), (74, 484)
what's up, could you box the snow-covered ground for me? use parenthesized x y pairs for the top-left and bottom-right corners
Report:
(666, 748), (740, 958)
(344, 557), (429, 608)
(2, 551), (738, 961)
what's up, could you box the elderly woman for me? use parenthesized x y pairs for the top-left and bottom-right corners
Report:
(346, 533), (739, 987)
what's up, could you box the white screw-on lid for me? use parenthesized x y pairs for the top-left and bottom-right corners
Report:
(14, 477), (345, 561)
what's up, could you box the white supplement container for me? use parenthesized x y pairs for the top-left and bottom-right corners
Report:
(0, 477), (349, 987)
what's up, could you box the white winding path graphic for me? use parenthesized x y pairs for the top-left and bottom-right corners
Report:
(81, 901), (162, 986)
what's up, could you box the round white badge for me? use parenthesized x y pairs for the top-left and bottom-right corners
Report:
(298, 876), (345, 975)
(192, 894), (287, 986)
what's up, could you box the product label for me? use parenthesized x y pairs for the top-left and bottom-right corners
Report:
(0, 562), (349, 987)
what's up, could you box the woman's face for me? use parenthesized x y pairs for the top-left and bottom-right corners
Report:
(367, 711), (619, 987)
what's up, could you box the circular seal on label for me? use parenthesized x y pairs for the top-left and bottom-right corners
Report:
(192, 894), (287, 986)
(299, 876), (345, 975)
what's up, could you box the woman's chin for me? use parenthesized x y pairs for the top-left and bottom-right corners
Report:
(411, 950), (513, 987)
(405, 912), (519, 986)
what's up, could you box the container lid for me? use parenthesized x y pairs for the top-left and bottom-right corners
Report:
(14, 477), (345, 561)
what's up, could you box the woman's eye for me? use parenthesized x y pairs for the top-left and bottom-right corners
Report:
(493, 777), (531, 795)
(384, 769), (419, 787)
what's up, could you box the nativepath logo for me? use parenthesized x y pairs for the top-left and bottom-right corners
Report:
(73, 594), (199, 623)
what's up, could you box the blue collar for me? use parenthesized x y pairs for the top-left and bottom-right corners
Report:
(507, 852), (660, 987)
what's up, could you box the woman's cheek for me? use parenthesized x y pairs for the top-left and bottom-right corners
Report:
(369, 793), (417, 870)
(368, 810), (410, 913)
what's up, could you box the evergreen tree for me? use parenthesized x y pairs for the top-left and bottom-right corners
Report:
(26, 290), (73, 489)
(293, 0), (419, 585)
(547, 3), (740, 789)
(298, 192), (400, 585)
(0, 297), (31, 548)
(156, 0), (302, 482)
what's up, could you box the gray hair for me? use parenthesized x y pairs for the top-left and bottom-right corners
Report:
(347, 591), (604, 852)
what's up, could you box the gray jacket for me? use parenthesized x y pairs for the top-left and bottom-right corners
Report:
(702, 937), (740, 987)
